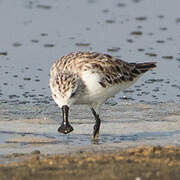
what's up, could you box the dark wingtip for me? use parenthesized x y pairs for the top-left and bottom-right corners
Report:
(136, 62), (156, 71)
(131, 62), (156, 74)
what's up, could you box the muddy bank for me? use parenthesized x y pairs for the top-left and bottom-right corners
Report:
(0, 146), (180, 180)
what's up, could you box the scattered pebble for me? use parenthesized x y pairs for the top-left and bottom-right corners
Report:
(127, 39), (134, 43)
(159, 27), (167, 31)
(107, 47), (120, 52)
(31, 150), (41, 155)
(31, 40), (39, 43)
(75, 43), (90, 47)
(43, 44), (55, 48)
(41, 33), (48, 37)
(156, 40), (165, 43)
(145, 53), (157, 57)
(137, 48), (145, 52)
(131, 31), (143, 35)
(23, 77), (31, 81)
(13, 42), (22, 47)
(161, 56), (173, 59)
(176, 17), (180, 23)
(102, 9), (109, 13)
(36, 4), (51, 9)
(135, 16), (147, 21)
(105, 19), (115, 24)
(0, 52), (8, 56)
(117, 3), (126, 7)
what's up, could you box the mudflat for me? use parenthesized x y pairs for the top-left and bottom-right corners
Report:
(0, 146), (180, 180)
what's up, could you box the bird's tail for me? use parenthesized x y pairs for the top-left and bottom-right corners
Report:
(130, 62), (157, 74)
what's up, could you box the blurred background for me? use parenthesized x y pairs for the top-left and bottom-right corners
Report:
(0, 0), (180, 106)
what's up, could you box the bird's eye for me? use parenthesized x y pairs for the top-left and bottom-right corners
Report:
(53, 94), (56, 98)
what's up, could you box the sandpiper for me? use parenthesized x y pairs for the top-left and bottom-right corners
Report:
(49, 52), (156, 141)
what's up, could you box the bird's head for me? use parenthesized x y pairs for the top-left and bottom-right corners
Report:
(50, 72), (82, 108)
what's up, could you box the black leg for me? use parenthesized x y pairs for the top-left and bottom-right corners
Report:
(58, 105), (73, 134)
(91, 108), (101, 141)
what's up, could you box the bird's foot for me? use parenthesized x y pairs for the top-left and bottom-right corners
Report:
(91, 130), (99, 144)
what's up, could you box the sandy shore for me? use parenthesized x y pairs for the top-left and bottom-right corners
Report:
(0, 146), (180, 180)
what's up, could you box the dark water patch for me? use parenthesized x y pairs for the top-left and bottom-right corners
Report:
(171, 84), (180, 90)
(132, 0), (143, 3)
(69, 37), (76, 40)
(40, 33), (48, 37)
(135, 16), (147, 21)
(37, 68), (43, 71)
(157, 15), (164, 19)
(142, 91), (150, 95)
(137, 25), (143, 29)
(137, 48), (145, 52)
(43, 44), (55, 48)
(164, 80), (170, 84)
(159, 27), (167, 31)
(152, 87), (160, 92)
(12, 42), (22, 47)
(87, 0), (96, 4)
(105, 19), (115, 24)
(18, 85), (23, 88)
(117, 3), (126, 7)
(23, 77), (31, 81)
(156, 40), (165, 43)
(31, 39), (39, 43)
(148, 32), (154, 36)
(8, 95), (20, 99)
(38, 94), (44, 97)
(136, 88), (141, 91)
(145, 53), (157, 57)
(123, 90), (135, 93)
(161, 56), (173, 59)
(167, 37), (173, 41)
(13, 75), (18, 78)
(85, 27), (91, 31)
(0, 52), (8, 56)
(145, 79), (164, 83)
(3, 83), (8, 86)
(119, 96), (135, 101)
(107, 47), (120, 52)
(75, 43), (90, 47)
(176, 17), (180, 23)
(36, 4), (51, 10)
(102, 9), (109, 13)
(126, 39), (134, 43)
(131, 31), (143, 35)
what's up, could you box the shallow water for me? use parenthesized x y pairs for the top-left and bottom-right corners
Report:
(0, 0), (180, 105)
(0, 103), (180, 155)
(0, 0), (180, 155)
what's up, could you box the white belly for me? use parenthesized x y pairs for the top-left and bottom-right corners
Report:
(75, 71), (139, 106)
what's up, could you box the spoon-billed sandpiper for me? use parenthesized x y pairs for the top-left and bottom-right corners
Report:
(50, 52), (156, 141)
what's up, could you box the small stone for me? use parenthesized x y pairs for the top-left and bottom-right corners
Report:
(31, 150), (41, 154)
(0, 52), (8, 56)
(131, 31), (143, 35)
